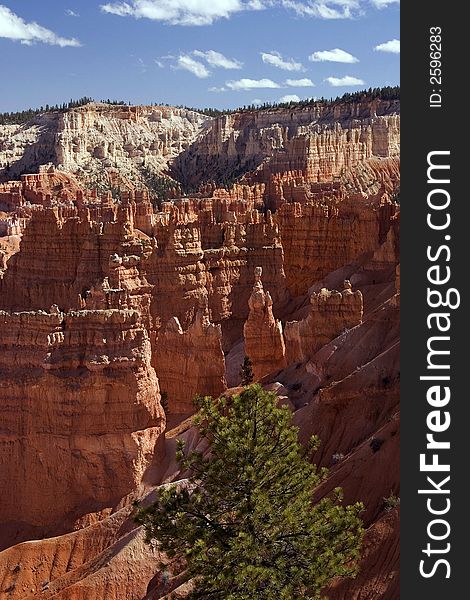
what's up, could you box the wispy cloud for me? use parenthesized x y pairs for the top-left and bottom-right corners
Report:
(158, 50), (242, 77)
(176, 55), (210, 78)
(261, 51), (304, 71)
(281, 0), (360, 19)
(374, 39), (400, 53)
(282, 0), (398, 19)
(309, 48), (358, 63)
(209, 86), (228, 92)
(65, 9), (80, 17)
(227, 78), (281, 90)
(286, 78), (314, 87)
(370, 0), (399, 8)
(325, 75), (365, 86)
(248, 0), (268, 8)
(0, 4), (81, 46)
(211, 75), (314, 93)
(193, 50), (242, 69)
(136, 56), (147, 73)
(100, 0), (397, 26)
(100, 0), (266, 26)
(280, 94), (301, 102)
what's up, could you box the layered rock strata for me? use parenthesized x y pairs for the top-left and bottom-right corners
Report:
(172, 100), (399, 190)
(285, 281), (363, 363)
(153, 304), (226, 414)
(243, 267), (286, 380)
(0, 104), (208, 186)
(0, 308), (165, 538)
(0, 97), (400, 600)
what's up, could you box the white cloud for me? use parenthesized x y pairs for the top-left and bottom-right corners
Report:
(100, 0), (266, 26)
(252, 98), (263, 104)
(194, 50), (242, 69)
(309, 48), (358, 63)
(374, 38), (400, 53)
(209, 86), (228, 92)
(100, 0), (398, 25)
(325, 75), (365, 86)
(65, 9), (80, 17)
(280, 94), (300, 102)
(101, 2), (133, 16)
(227, 78), (281, 90)
(370, 0), (399, 7)
(176, 55), (210, 78)
(0, 4), (81, 46)
(286, 78), (314, 87)
(261, 51), (304, 71)
(281, 0), (360, 19)
(154, 59), (165, 68)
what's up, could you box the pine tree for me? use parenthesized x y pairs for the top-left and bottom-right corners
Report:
(135, 385), (364, 599)
(239, 355), (254, 386)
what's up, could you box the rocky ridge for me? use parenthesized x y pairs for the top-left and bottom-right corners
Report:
(0, 104), (208, 188)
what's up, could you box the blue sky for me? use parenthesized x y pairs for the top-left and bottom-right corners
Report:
(0, 1), (399, 112)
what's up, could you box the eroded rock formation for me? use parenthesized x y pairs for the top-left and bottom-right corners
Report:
(0, 104), (208, 187)
(0, 96), (400, 599)
(172, 100), (399, 191)
(243, 267), (286, 380)
(153, 303), (226, 414)
(284, 281), (363, 363)
(0, 308), (165, 543)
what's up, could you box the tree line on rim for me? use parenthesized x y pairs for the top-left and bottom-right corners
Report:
(0, 86), (399, 125)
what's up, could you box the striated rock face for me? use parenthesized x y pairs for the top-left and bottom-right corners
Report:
(0, 206), (139, 312)
(153, 305), (226, 414)
(56, 104), (207, 188)
(285, 281), (363, 363)
(1, 100), (399, 197)
(146, 202), (288, 341)
(278, 198), (399, 297)
(0, 167), (82, 212)
(0, 103), (208, 187)
(0, 308), (165, 539)
(0, 504), (165, 600)
(0, 201), (289, 344)
(243, 267), (286, 381)
(172, 100), (399, 190)
(0, 115), (58, 181)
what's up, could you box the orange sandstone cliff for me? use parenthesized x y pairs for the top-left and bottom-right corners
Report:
(0, 308), (165, 549)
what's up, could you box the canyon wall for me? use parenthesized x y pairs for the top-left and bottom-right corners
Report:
(171, 99), (399, 189)
(0, 308), (165, 541)
(285, 281), (363, 363)
(153, 306), (226, 414)
(1, 100), (400, 198)
(0, 104), (207, 186)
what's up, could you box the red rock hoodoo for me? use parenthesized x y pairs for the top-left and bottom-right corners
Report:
(284, 280), (363, 363)
(243, 266), (286, 380)
(153, 303), (227, 415)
